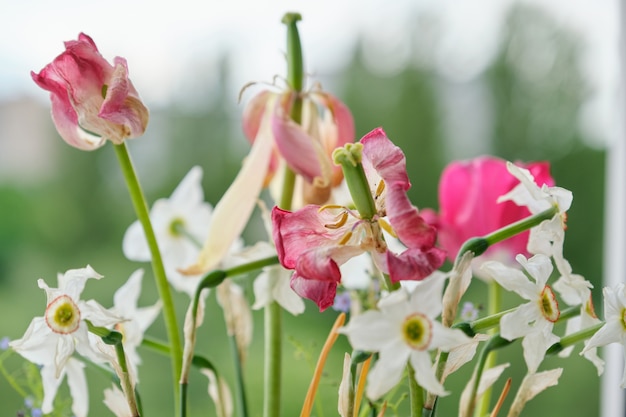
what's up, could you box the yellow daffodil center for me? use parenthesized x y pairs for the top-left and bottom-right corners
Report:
(45, 295), (81, 334)
(401, 313), (432, 350)
(621, 308), (626, 331)
(539, 285), (560, 323)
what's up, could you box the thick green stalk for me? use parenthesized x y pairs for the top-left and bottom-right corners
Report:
(113, 143), (182, 406)
(474, 281), (502, 417)
(261, 13), (306, 417)
(408, 363), (424, 417)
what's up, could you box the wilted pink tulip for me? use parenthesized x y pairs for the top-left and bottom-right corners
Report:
(242, 88), (354, 205)
(428, 156), (554, 263)
(32, 33), (149, 150)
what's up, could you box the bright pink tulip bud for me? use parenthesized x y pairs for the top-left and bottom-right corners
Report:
(431, 156), (554, 262)
(32, 33), (149, 150)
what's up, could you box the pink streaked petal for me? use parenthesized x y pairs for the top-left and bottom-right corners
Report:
(387, 247), (446, 283)
(242, 90), (274, 142)
(32, 68), (105, 150)
(360, 127), (410, 188)
(290, 273), (337, 311)
(272, 205), (353, 268)
(99, 59), (149, 141)
(272, 107), (326, 184)
(385, 182), (438, 249)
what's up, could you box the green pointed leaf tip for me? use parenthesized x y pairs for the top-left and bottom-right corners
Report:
(332, 143), (363, 167)
(281, 12), (302, 24)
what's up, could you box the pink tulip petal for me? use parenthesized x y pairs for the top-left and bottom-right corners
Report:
(272, 109), (325, 184)
(385, 182), (438, 250)
(360, 128), (410, 189)
(387, 247), (446, 283)
(290, 273), (337, 312)
(242, 90), (273, 142)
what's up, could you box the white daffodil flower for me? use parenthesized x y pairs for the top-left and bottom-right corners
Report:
(123, 166), (242, 297)
(481, 254), (560, 373)
(10, 266), (122, 417)
(110, 269), (162, 379)
(582, 283), (626, 387)
(553, 260), (603, 374)
(497, 162), (573, 275)
(123, 166), (212, 296)
(340, 274), (470, 399)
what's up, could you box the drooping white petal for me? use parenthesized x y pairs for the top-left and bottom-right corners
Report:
(521, 325), (559, 373)
(366, 338), (410, 400)
(104, 384), (133, 417)
(410, 350), (446, 396)
(40, 364), (65, 414)
(515, 254), (552, 287)
(66, 358), (89, 417)
(459, 363), (510, 417)
(253, 265), (305, 315)
(508, 368), (563, 417)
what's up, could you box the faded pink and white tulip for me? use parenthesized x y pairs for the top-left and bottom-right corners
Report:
(272, 128), (446, 311)
(425, 157), (554, 266)
(242, 88), (355, 205)
(32, 33), (149, 150)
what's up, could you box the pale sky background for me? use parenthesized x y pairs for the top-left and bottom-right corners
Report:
(0, 0), (621, 145)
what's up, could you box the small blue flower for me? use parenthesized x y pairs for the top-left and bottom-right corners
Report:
(460, 302), (479, 321)
(0, 336), (10, 350)
(332, 292), (351, 313)
(30, 408), (43, 417)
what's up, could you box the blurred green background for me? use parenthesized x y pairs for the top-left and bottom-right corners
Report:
(0, 3), (608, 416)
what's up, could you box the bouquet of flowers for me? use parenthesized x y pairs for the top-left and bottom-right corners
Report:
(2, 11), (618, 417)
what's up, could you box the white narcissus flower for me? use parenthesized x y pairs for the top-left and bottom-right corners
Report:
(110, 269), (162, 379)
(340, 274), (470, 399)
(497, 162), (573, 275)
(10, 266), (122, 417)
(123, 166), (243, 297)
(123, 166), (213, 297)
(481, 254), (560, 373)
(552, 260), (603, 374)
(582, 283), (626, 387)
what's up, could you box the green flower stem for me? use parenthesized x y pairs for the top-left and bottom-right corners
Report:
(408, 363), (424, 417)
(259, 14), (306, 417)
(547, 322), (604, 355)
(474, 281), (502, 417)
(113, 143), (182, 404)
(115, 342), (140, 417)
(229, 333), (249, 417)
(282, 12), (304, 91)
(465, 335), (513, 417)
(456, 206), (559, 262)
